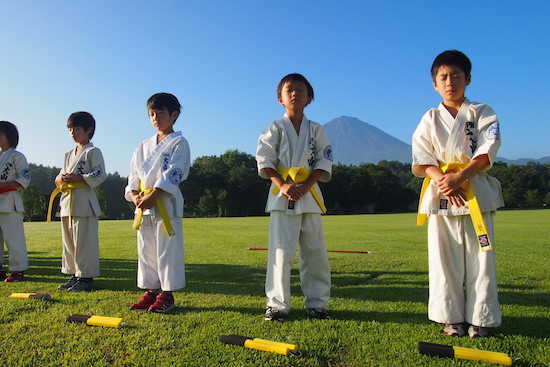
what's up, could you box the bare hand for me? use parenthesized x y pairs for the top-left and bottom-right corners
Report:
(436, 172), (463, 196)
(445, 187), (467, 207)
(280, 183), (303, 201)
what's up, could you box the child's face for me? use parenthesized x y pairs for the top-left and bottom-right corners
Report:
(148, 107), (178, 135)
(0, 132), (10, 151)
(432, 65), (471, 107)
(68, 126), (92, 145)
(278, 81), (312, 111)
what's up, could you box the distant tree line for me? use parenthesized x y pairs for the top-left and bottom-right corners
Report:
(20, 150), (550, 221)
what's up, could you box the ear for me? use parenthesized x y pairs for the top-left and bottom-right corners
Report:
(278, 97), (285, 106)
(306, 96), (313, 105)
(466, 74), (471, 86)
(171, 110), (180, 121)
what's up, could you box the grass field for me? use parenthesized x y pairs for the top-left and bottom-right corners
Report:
(1, 210), (549, 366)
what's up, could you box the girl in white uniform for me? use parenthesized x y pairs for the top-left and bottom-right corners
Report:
(0, 121), (30, 283)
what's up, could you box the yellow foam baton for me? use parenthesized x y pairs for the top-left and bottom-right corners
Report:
(419, 342), (515, 365)
(132, 182), (175, 236)
(220, 334), (302, 357)
(47, 181), (89, 227)
(273, 166), (327, 213)
(67, 314), (125, 328)
(10, 293), (51, 300)
(417, 163), (493, 251)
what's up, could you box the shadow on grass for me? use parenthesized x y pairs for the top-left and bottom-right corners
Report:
(21, 254), (550, 327)
(162, 305), (429, 325)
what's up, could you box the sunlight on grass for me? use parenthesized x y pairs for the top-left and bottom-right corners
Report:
(0, 210), (548, 366)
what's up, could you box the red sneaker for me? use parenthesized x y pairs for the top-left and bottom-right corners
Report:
(148, 292), (175, 313)
(5, 271), (24, 282)
(130, 291), (158, 311)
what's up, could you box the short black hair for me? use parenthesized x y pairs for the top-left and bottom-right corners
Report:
(147, 93), (182, 120)
(67, 112), (96, 139)
(277, 73), (314, 100)
(431, 50), (472, 81)
(0, 121), (19, 148)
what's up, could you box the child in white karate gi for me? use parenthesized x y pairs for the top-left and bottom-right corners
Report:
(256, 74), (333, 321)
(54, 112), (106, 292)
(126, 93), (190, 313)
(412, 50), (504, 338)
(0, 121), (30, 282)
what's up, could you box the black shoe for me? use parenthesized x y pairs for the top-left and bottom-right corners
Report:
(265, 307), (286, 322)
(58, 276), (78, 290)
(307, 308), (330, 320)
(68, 278), (94, 292)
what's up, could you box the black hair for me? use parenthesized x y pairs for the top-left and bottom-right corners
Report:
(146, 93), (182, 120)
(0, 121), (19, 148)
(277, 73), (314, 100)
(431, 50), (472, 81)
(67, 112), (96, 139)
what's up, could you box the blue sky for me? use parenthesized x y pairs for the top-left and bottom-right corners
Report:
(1, 1), (548, 175)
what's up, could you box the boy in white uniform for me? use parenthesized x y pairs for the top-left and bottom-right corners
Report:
(126, 92), (190, 313)
(256, 73), (333, 321)
(53, 112), (106, 292)
(0, 121), (31, 282)
(412, 50), (504, 338)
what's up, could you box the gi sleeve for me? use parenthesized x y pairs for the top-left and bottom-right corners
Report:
(412, 109), (439, 177)
(472, 104), (501, 167)
(256, 123), (280, 179)
(124, 144), (142, 201)
(153, 137), (191, 197)
(82, 147), (107, 188)
(313, 124), (333, 182)
(13, 152), (30, 189)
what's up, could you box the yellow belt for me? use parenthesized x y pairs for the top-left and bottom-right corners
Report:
(272, 166), (327, 214)
(47, 182), (88, 227)
(417, 163), (493, 251)
(132, 182), (175, 237)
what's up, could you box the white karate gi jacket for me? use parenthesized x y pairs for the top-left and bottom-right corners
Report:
(412, 99), (504, 215)
(256, 115), (333, 214)
(58, 143), (107, 217)
(124, 132), (190, 218)
(0, 148), (30, 213)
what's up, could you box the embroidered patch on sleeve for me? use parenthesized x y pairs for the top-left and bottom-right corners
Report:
(485, 122), (500, 140)
(22, 168), (31, 180)
(169, 168), (184, 185)
(324, 145), (333, 161)
(89, 166), (102, 178)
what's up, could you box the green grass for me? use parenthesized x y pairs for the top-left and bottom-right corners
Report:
(1, 210), (549, 366)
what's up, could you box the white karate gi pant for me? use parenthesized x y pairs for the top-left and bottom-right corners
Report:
(0, 212), (28, 271)
(137, 214), (185, 292)
(61, 216), (100, 278)
(266, 211), (331, 313)
(428, 212), (501, 327)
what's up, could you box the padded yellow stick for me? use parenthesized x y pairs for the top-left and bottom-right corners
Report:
(220, 334), (301, 357)
(419, 342), (513, 365)
(67, 314), (125, 328)
(10, 293), (51, 300)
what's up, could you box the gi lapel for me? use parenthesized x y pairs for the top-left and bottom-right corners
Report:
(444, 98), (471, 163)
(138, 132), (181, 177)
(67, 144), (94, 174)
(0, 148), (15, 181)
